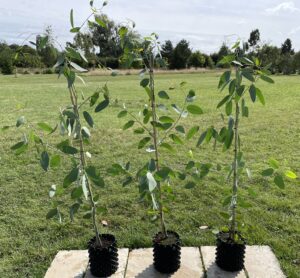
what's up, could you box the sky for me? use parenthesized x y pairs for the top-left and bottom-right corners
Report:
(0, 0), (300, 54)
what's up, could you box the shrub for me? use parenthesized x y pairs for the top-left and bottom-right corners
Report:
(188, 51), (205, 68)
(0, 49), (14, 75)
(42, 68), (54, 74)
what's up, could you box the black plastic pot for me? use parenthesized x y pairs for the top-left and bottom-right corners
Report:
(88, 234), (118, 277)
(215, 232), (246, 272)
(153, 230), (181, 274)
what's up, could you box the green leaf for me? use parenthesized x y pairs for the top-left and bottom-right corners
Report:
(269, 158), (279, 169)
(175, 125), (185, 134)
(71, 187), (83, 199)
(140, 78), (150, 87)
(239, 198), (252, 208)
(187, 105), (203, 115)
(85, 166), (104, 187)
(70, 62), (87, 72)
(262, 168), (274, 177)
(274, 174), (285, 189)
(160, 143), (175, 153)
(186, 126), (199, 140)
(50, 155), (61, 168)
(197, 131), (207, 147)
(225, 101), (232, 116)
(138, 137), (151, 149)
(118, 110), (127, 118)
(63, 167), (79, 188)
(260, 75), (274, 84)
(70, 9), (74, 28)
(61, 146), (78, 155)
(11, 141), (25, 150)
(159, 116), (174, 123)
(256, 87), (265, 105)
(218, 55), (235, 65)
(46, 208), (58, 220)
(90, 92), (99, 107)
(81, 126), (91, 138)
(40, 151), (49, 171)
(169, 134), (184, 145)
(217, 95), (231, 109)
(70, 27), (80, 33)
(16, 116), (25, 127)
(134, 128), (145, 134)
(186, 89), (196, 102)
(158, 91), (170, 99)
(37, 122), (53, 133)
(249, 84), (256, 103)
(83, 111), (94, 128)
(218, 70), (231, 89)
(95, 17), (106, 28)
(242, 69), (255, 82)
(95, 99), (109, 113)
(123, 120), (135, 130)
(285, 170), (297, 179)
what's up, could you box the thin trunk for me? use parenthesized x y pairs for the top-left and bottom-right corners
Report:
(70, 86), (102, 246)
(230, 101), (239, 240)
(149, 58), (167, 238)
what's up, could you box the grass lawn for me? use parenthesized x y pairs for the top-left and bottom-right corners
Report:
(0, 72), (299, 277)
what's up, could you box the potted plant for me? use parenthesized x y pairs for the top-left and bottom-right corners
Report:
(197, 41), (276, 271)
(113, 30), (203, 273)
(10, 1), (120, 277)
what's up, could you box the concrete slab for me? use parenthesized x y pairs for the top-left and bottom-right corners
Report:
(125, 247), (203, 278)
(44, 249), (129, 278)
(44, 250), (88, 278)
(244, 246), (285, 278)
(201, 246), (246, 278)
(201, 246), (286, 278)
(85, 248), (129, 278)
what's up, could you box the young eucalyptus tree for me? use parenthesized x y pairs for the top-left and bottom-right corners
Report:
(111, 30), (202, 273)
(9, 1), (120, 276)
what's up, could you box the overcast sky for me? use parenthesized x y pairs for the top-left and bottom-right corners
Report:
(1, 0), (300, 53)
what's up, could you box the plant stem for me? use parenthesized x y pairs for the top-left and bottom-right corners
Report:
(230, 101), (239, 240)
(69, 85), (102, 247)
(148, 57), (167, 238)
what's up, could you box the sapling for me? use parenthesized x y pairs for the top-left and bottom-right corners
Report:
(197, 41), (277, 271)
(113, 30), (203, 273)
(9, 1), (120, 277)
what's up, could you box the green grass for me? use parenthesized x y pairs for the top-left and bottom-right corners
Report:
(0, 72), (299, 277)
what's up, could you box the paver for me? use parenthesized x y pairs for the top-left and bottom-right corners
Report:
(85, 248), (129, 278)
(125, 247), (203, 278)
(201, 245), (286, 278)
(44, 249), (129, 278)
(44, 250), (88, 278)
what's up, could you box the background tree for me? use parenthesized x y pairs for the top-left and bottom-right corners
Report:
(171, 39), (191, 69)
(188, 51), (205, 68)
(248, 29), (260, 47)
(161, 40), (174, 68)
(281, 38), (294, 55)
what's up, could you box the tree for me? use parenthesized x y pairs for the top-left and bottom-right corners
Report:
(188, 51), (205, 68)
(258, 44), (281, 73)
(0, 47), (13, 74)
(161, 40), (174, 68)
(91, 14), (122, 58)
(171, 39), (191, 69)
(281, 38), (294, 55)
(292, 51), (300, 73)
(216, 43), (231, 68)
(248, 29), (260, 47)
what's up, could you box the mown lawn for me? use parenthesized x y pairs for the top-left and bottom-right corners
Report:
(0, 72), (299, 277)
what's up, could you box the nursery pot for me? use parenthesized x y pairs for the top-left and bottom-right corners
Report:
(88, 234), (118, 277)
(153, 230), (181, 274)
(215, 232), (246, 272)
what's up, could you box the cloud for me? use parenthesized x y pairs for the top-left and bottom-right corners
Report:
(289, 26), (300, 35)
(265, 1), (300, 15)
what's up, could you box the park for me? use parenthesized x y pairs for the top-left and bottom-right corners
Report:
(0, 1), (299, 277)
